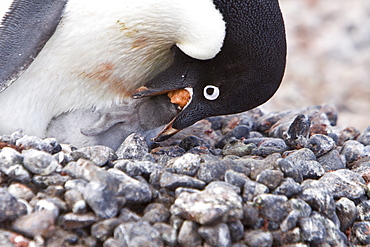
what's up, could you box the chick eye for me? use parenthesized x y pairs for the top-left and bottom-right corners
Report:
(203, 85), (220, 100)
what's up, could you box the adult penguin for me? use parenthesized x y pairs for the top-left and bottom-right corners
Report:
(0, 0), (286, 149)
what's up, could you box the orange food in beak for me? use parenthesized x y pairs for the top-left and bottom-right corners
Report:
(167, 89), (191, 109)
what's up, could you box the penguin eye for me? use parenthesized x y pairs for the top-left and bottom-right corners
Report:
(203, 85), (220, 100)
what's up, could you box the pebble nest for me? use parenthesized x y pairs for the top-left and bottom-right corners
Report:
(1, 104), (370, 247)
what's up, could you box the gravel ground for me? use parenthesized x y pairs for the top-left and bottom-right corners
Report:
(0, 104), (370, 246)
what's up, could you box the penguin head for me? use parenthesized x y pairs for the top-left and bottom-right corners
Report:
(133, 0), (287, 141)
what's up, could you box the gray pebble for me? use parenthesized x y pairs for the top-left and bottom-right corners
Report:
(357, 200), (370, 221)
(245, 159), (274, 180)
(160, 171), (205, 191)
(306, 134), (336, 157)
(319, 169), (366, 199)
(64, 189), (87, 214)
(118, 208), (141, 223)
(22, 149), (59, 175)
(288, 199), (312, 218)
(243, 230), (273, 247)
(143, 203), (170, 224)
(34, 199), (60, 219)
(116, 133), (148, 160)
(283, 114), (311, 149)
(242, 202), (260, 227)
(242, 179), (269, 202)
(256, 169), (284, 190)
(317, 149), (345, 172)
(177, 220), (202, 247)
(114, 159), (161, 177)
(225, 170), (249, 189)
(251, 138), (288, 157)
(0, 188), (27, 222)
(276, 158), (303, 183)
(153, 223), (177, 247)
(11, 211), (55, 238)
(60, 212), (96, 230)
(352, 221), (370, 245)
(64, 178), (88, 193)
(254, 194), (289, 223)
(171, 182), (243, 225)
(114, 221), (164, 247)
(32, 173), (70, 187)
(103, 237), (127, 247)
(273, 177), (302, 198)
(285, 148), (325, 179)
(196, 160), (227, 183)
(311, 212), (348, 246)
(179, 135), (211, 151)
(336, 197), (357, 232)
(358, 126), (370, 146)
(222, 141), (254, 157)
(228, 220), (244, 242)
(281, 227), (302, 245)
(70, 145), (117, 166)
(7, 183), (34, 201)
(91, 218), (122, 242)
(216, 125), (250, 149)
(280, 210), (299, 232)
(16, 135), (60, 153)
(299, 217), (326, 245)
(169, 153), (201, 176)
(341, 140), (366, 165)
(0, 147), (23, 172)
(198, 223), (232, 247)
(299, 180), (335, 219)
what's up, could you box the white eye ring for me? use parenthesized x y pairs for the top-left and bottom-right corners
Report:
(203, 85), (220, 100)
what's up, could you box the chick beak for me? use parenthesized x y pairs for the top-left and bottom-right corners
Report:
(132, 86), (193, 142)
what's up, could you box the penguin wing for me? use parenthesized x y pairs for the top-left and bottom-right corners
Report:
(0, 0), (67, 92)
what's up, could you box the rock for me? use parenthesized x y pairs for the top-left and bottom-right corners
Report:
(16, 135), (61, 153)
(177, 220), (202, 247)
(358, 126), (370, 146)
(251, 138), (288, 157)
(222, 140), (255, 157)
(242, 202), (260, 228)
(70, 145), (117, 166)
(276, 158), (303, 183)
(196, 160), (227, 183)
(283, 114), (311, 149)
(142, 203), (170, 224)
(198, 223), (232, 247)
(179, 136), (211, 151)
(60, 212), (96, 230)
(215, 125), (250, 149)
(256, 169), (284, 190)
(22, 149), (59, 175)
(317, 150), (345, 172)
(116, 133), (148, 160)
(7, 183), (34, 201)
(114, 221), (164, 247)
(273, 177), (302, 198)
(224, 170), (249, 190)
(242, 179), (269, 202)
(306, 134), (336, 157)
(11, 211), (55, 238)
(159, 171), (205, 191)
(91, 218), (122, 242)
(254, 194), (289, 223)
(171, 182), (243, 225)
(168, 153), (201, 177)
(336, 197), (357, 232)
(341, 140), (366, 165)
(299, 217), (326, 245)
(319, 169), (366, 199)
(153, 223), (177, 247)
(0, 188), (27, 222)
(357, 200), (370, 221)
(352, 221), (370, 245)
(228, 220), (244, 242)
(243, 230), (273, 247)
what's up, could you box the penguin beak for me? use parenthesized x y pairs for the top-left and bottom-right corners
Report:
(132, 86), (193, 141)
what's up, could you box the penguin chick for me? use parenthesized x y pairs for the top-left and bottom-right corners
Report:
(0, 0), (225, 138)
(133, 0), (287, 141)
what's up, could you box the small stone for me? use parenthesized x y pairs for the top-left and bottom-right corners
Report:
(5, 165), (32, 183)
(225, 170), (249, 189)
(280, 211), (299, 232)
(299, 217), (326, 245)
(103, 237), (127, 247)
(114, 159), (161, 177)
(281, 227), (302, 245)
(114, 221), (163, 247)
(151, 146), (185, 164)
(34, 199), (60, 219)
(242, 202), (260, 227)
(243, 230), (273, 247)
(116, 133), (148, 160)
(7, 183), (34, 201)
(352, 221), (370, 245)
(171, 182), (243, 225)
(91, 218), (122, 242)
(283, 114), (311, 149)
(198, 223), (232, 247)
(358, 126), (370, 146)
(319, 169), (366, 200)
(357, 200), (370, 221)
(341, 140), (366, 165)
(254, 194), (289, 223)
(299, 180), (335, 219)
(0, 188), (27, 222)
(179, 135), (210, 151)
(273, 177), (302, 198)
(228, 220), (244, 242)
(11, 211), (55, 238)
(311, 212), (348, 246)
(245, 159), (274, 180)
(169, 153), (201, 177)
(251, 138), (288, 157)
(317, 150), (345, 172)
(242, 179), (269, 202)
(222, 140), (254, 157)
(338, 127), (361, 145)
(288, 199), (312, 218)
(177, 220), (202, 247)
(0, 147), (23, 173)
(16, 135), (60, 153)
(215, 125), (250, 149)
(153, 223), (177, 247)
(32, 173), (70, 187)
(160, 171), (205, 191)
(336, 197), (357, 232)
(70, 145), (117, 166)
(22, 149), (59, 175)
(60, 212), (96, 230)
(276, 158), (303, 183)
(256, 169), (284, 190)
(118, 208), (141, 223)
(143, 203), (170, 224)
(196, 160), (226, 183)
(306, 134), (336, 157)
